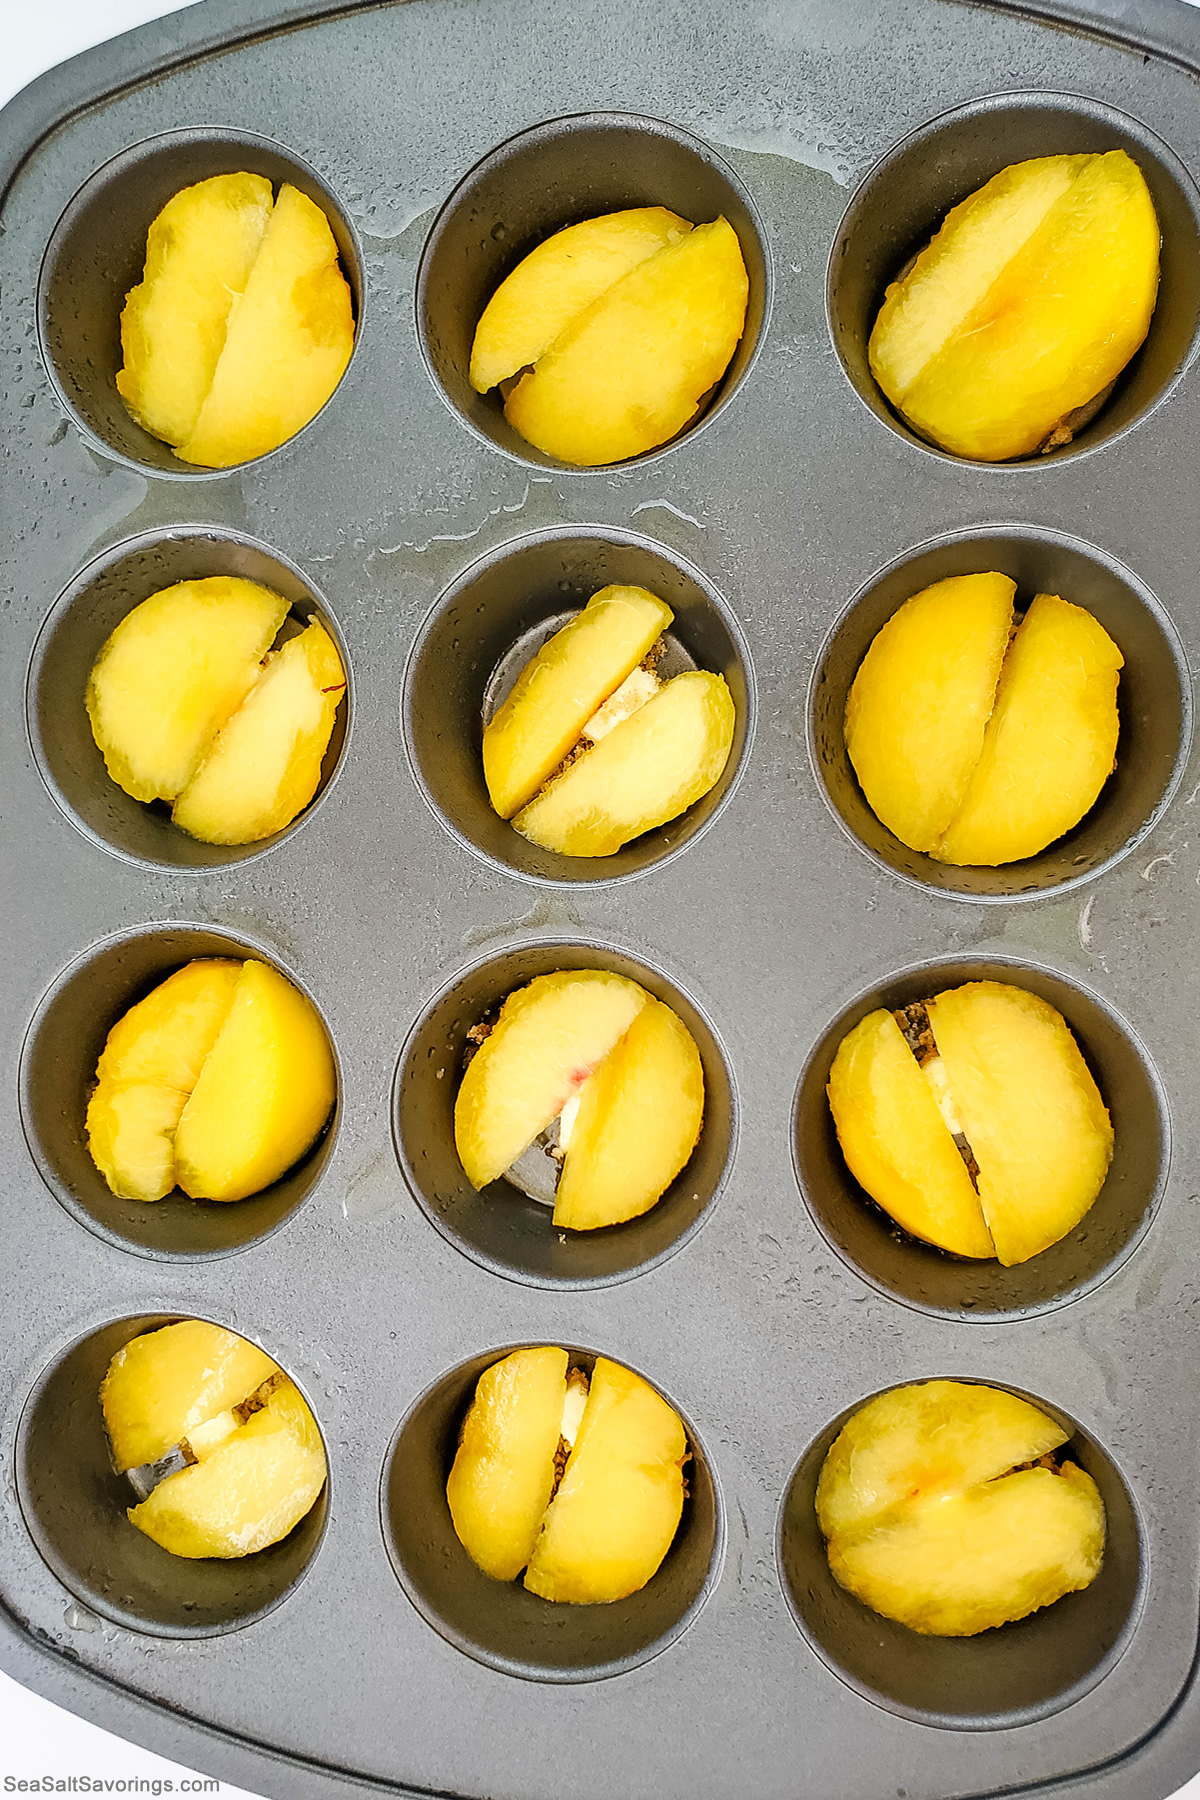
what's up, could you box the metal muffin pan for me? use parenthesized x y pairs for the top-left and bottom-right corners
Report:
(3, 0), (1200, 1796)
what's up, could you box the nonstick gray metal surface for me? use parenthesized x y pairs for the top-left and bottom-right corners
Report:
(4, 0), (1200, 1796)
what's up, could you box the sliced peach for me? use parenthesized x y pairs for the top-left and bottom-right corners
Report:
(446, 1346), (569, 1581)
(176, 184), (354, 467)
(171, 619), (345, 845)
(844, 572), (1015, 852)
(94, 960), (242, 1092)
(117, 173), (273, 446)
(86, 959), (332, 1206)
(86, 578), (288, 805)
(817, 1381), (1070, 1544)
(826, 1008), (994, 1259)
(524, 1357), (687, 1603)
(830, 1461), (1105, 1637)
(931, 593), (1122, 865)
(513, 669), (734, 856)
(926, 982), (1113, 1265)
(846, 576), (1123, 865)
(827, 982), (1112, 1265)
(86, 960), (242, 1202)
(127, 1376), (326, 1558)
(445, 1352), (686, 1603)
(86, 1082), (187, 1206)
(553, 997), (704, 1231)
(454, 971), (647, 1189)
(101, 1320), (279, 1472)
(172, 960), (335, 1202)
(483, 585), (673, 819)
(505, 218), (748, 464)
(870, 157), (1089, 402)
(470, 208), (692, 394)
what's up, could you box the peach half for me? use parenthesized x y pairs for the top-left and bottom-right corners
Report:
(827, 980), (1113, 1265)
(869, 150), (1160, 460)
(87, 576), (346, 847)
(482, 583), (735, 858)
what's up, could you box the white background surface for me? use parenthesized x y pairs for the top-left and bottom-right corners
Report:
(4, 3), (1200, 1798)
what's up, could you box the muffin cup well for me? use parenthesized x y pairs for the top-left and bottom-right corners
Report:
(38, 126), (363, 477)
(17, 1313), (329, 1637)
(20, 924), (340, 1260)
(393, 939), (736, 1288)
(381, 1344), (722, 1680)
(827, 92), (1200, 466)
(809, 526), (1191, 902)
(403, 525), (753, 885)
(417, 111), (769, 469)
(778, 1379), (1144, 1728)
(28, 527), (352, 871)
(792, 955), (1168, 1320)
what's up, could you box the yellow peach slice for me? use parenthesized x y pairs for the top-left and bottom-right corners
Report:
(553, 997), (704, 1231)
(86, 1081), (189, 1205)
(86, 960), (242, 1202)
(173, 960), (335, 1202)
(117, 172), (273, 446)
(446, 1346), (569, 1581)
(872, 151), (1160, 461)
(524, 1358), (687, 1603)
(86, 577), (288, 805)
(101, 1320), (279, 1472)
(815, 1380), (1067, 1543)
(171, 620), (345, 845)
(127, 1377), (326, 1558)
(926, 982), (1113, 1265)
(94, 960), (243, 1092)
(470, 207), (692, 393)
(826, 1009), (994, 1260)
(512, 669), (735, 856)
(454, 970), (647, 1189)
(505, 218), (748, 464)
(176, 184), (354, 467)
(828, 1460), (1105, 1637)
(870, 156), (1090, 402)
(931, 594), (1122, 865)
(844, 572), (1015, 853)
(483, 585), (673, 819)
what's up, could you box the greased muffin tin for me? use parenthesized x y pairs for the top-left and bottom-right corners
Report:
(4, 0), (1200, 1794)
